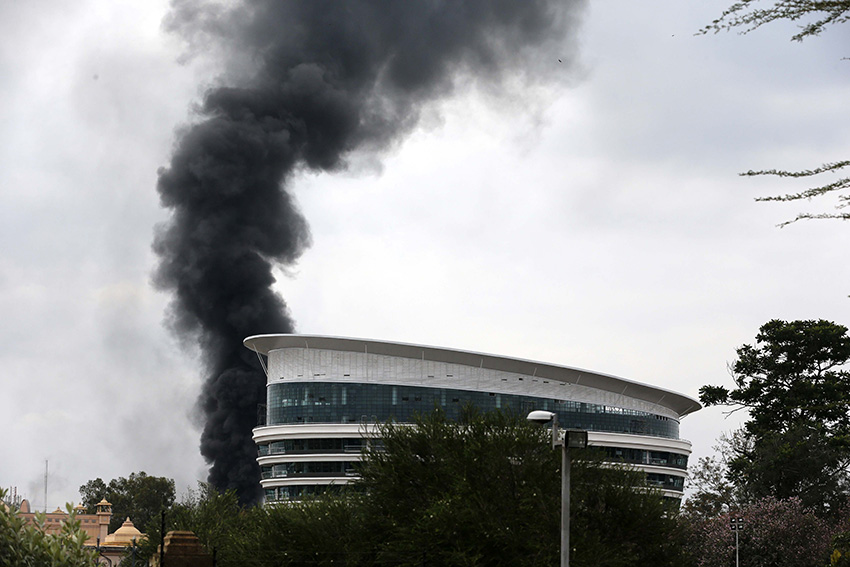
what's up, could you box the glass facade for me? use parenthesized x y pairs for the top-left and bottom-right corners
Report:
(261, 461), (358, 479)
(598, 447), (688, 470)
(258, 439), (689, 503)
(265, 485), (356, 502)
(646, 473), (685, 491)
(266, 382), (680, 439)
(258, 438), (365, 456)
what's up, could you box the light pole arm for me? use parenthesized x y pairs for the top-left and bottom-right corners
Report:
(552, 413), (563, 448)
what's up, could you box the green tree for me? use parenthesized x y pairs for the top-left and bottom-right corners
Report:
(700, 319), (850, 514)
(140, 409), (687, 566)
(726, 422), (850, 512)
(0, 489), (97, 567)
(354, 408), (683, 567)
(230, 493), (368, 567)
(682, 432), (746, 520)
(129, 483), (248, 567)
(829, 531), (850, 566)
(77, 479), (107, 513)
(701, 319), (850, 434)
(79, 472), (175, 532)
(681, 496), (836, 567)
(700, 0), (850, 41)
(701, 1), (850, 225)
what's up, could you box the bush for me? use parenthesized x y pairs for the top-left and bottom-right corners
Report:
(0, 489), (97, 567)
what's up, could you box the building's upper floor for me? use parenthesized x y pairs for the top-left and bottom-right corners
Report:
(246, 334), (701, 440)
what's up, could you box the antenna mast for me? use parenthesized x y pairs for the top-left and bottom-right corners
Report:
(43, 460), (48, 513)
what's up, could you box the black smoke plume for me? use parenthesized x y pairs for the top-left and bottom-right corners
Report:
(154, 0), (585, 504)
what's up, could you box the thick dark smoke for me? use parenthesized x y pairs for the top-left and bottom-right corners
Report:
(154, 0), (585, 504)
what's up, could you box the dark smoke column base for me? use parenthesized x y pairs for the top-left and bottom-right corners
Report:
(245, 335), (700, 503)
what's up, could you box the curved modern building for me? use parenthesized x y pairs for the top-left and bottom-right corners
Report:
(245, 335), (701, 503)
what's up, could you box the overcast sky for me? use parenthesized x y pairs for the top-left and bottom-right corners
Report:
(2, 0), (849, 509)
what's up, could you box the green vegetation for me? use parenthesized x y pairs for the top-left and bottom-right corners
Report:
(111, 409), (683, 567)
(703, 1), (850, 226)
(685, 319), (850, 566)
(699, 319), (850, 515)
(0, 489), (97, 567)
(700, 0), (850, 41)
(79, 471), (175, 533)
(65, 320), (850, 566)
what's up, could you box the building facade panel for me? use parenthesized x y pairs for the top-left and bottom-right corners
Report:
(268, 347), (682, 419)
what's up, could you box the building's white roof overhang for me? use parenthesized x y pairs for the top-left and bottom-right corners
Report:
(244, 334), (701, 417)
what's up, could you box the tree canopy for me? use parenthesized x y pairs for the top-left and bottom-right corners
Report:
(700, 0), (850, 42)
(79, 472), (175, 533)
(145, 409), (685, 567)
(698, 319), (850, 514)
(353, 408), (681, 567)
(701, 1), (850, 226)
(681, 496), (835, 567)
(700, 319), (850, 435)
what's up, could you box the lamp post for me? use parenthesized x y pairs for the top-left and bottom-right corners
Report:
(730, 516), (744, 567)
(527, 410), (587, 567)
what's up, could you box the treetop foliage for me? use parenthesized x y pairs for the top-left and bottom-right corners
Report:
(747, 160), (850, 226)
(696, 320), (850, 515)
(701, 1), (850, 226)
(139, 408), (683, 567)
(700, 319), (850, 436)
(699, 0), (850, 41)
(354, 407), (681, 567)
(681, 453), (740, 520)
(79, 471), (175, 533)
(681, 496), (835, 567)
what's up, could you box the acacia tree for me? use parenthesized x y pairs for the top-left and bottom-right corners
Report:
(701, 1), (850, 225)
(700, 319), (850, 514)
(700, 0), (850, 41)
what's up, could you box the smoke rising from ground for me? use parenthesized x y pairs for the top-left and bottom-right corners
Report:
(153, 0), (585, 503)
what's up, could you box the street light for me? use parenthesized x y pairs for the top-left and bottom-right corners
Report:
(730, 516), (744, 567)
(527, 410), (587, 567)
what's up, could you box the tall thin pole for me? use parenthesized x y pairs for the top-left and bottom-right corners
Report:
(160, 510), (166, 567)
(551, 414), (569, 567)
(43, 460), (48, 513)
(731, 515), (743, 567)
(562, 444), (570, 567)
(735, 528), (739, 567)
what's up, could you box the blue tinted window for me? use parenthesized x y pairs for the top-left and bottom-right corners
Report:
(599, 447), (688, 469)
(646, 473), (685, 490)
(265, 382), (679, 439)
